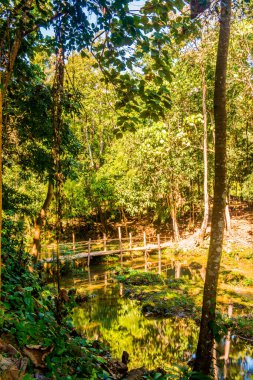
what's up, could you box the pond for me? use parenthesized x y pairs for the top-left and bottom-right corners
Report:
(61, 254), (253, 379)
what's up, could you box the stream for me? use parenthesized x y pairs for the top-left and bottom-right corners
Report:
(61, 254), (253, 379)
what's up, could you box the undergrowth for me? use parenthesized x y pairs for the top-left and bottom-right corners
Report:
(0, 219), (114, 379)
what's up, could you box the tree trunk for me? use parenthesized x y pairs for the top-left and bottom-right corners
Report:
(32, 180), (54, 262)
(225, 196), (231, 234)
(3, 0), (35, 91)
(168, 193), (180, 242)
(198, 62), (209, 243)
(85, 126), (95, 168)
(193, 0), (231, 375)
(0, 0), (35, 292)
(98, 205), (107, 233)
(121, 207), (128, 235)
(0, 73), (2, 293)
(52, 26), (65, 304)
(213, 341), (218, 380)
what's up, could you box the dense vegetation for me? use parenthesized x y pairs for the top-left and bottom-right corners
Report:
(0, 0), (252, 379)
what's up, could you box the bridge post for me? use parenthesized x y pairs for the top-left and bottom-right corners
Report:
(175, 262), (181, 279)
(88, 238), (91, 267)
(129, 232), (132, 259)
(88, 266), (91, 284)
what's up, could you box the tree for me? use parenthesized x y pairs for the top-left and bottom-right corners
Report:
(62, 52), (117, 229)
(0, 0), (59, 290)
(192, 0), (232, 375)
(1, 0), (186, 289)
(198, 36), (210, 242)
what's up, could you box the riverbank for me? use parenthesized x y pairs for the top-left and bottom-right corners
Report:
(116, 265), (253, 339)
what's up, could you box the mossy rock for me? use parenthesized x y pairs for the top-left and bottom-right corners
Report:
(221, 271), (247, 285)
(141, 294), (197, 318)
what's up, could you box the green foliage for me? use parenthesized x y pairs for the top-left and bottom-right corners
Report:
(72, 284), (200, 373)
(117, 270), (165, 285)
(1, 220), (113, 379)
(144, 365), (210, 379)
(1, 2), (253, 379)
(141, 293), (196, 318)
(241, 173), (253, 201)
(2, 217), (40, 292)
(233, 315), (253, 339)
(220, 270), (253, 287)
(208, 318), (227, 343)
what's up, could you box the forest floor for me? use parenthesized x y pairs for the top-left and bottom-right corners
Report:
(65, 201), (253, 245)
(225, 201), (253, 247)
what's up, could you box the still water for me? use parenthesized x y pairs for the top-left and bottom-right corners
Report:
(62, 255), (253, 379)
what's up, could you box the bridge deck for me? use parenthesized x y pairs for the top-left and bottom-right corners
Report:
(41, 240), (173, 263)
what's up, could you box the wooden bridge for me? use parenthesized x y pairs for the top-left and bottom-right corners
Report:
(39, 227), (173, 269)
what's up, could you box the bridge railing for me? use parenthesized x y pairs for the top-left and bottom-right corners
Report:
(37, 227), (173, 264)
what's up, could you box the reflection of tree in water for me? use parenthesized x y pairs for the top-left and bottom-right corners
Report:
(216, 334), (253, 380)
(73, 286), (124, 334)
(69, 264), (253, 375)
(72, 286), (199, 370)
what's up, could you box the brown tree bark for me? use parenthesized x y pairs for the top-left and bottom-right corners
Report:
(0, 0), (35, 292)
(198, 62), (209, 243)
(52, 25), (65, 304)
(85, 126), (95, 169)
(0, 73), (3, 294)
(225, 196), (231, 234)
(192, 0), (231, 375)
(32, 180), (54, 262)
(168, 192), (180, 242)
(2, 0), (35, 91)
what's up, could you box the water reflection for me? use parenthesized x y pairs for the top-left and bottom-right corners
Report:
(70, 285), (253, 378)
(61, 255), (253, 378)
(72, 286), (199, 370)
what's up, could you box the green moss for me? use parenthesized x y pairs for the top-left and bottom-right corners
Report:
(141, 292), (198, 318)
(117, 270), (165, 285)
(232, 316), (253, 339)
(220, 270), (253, 286)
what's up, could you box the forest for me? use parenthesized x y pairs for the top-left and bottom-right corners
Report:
(0, 0), (253, 379)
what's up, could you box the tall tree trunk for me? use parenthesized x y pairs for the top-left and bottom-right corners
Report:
(85, 126), (95, 168)
(212, 341), (219, 380)
(52, 24), (65, 309)
(121, 207), (128, 235)
(223, 329), (231, 379)
(0, 73), (2, 294)
(189, 179), (195, 228)
(198, 63), (209, 243)
(0, 0), (35, 293)
(193, 0), (231, 375)
(225, 196), (231, 234)
(98, 205), (107, 233)
(32, 180), (54, 262)
(3, 0), (35, 90)
(168, 192), (180, 242)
